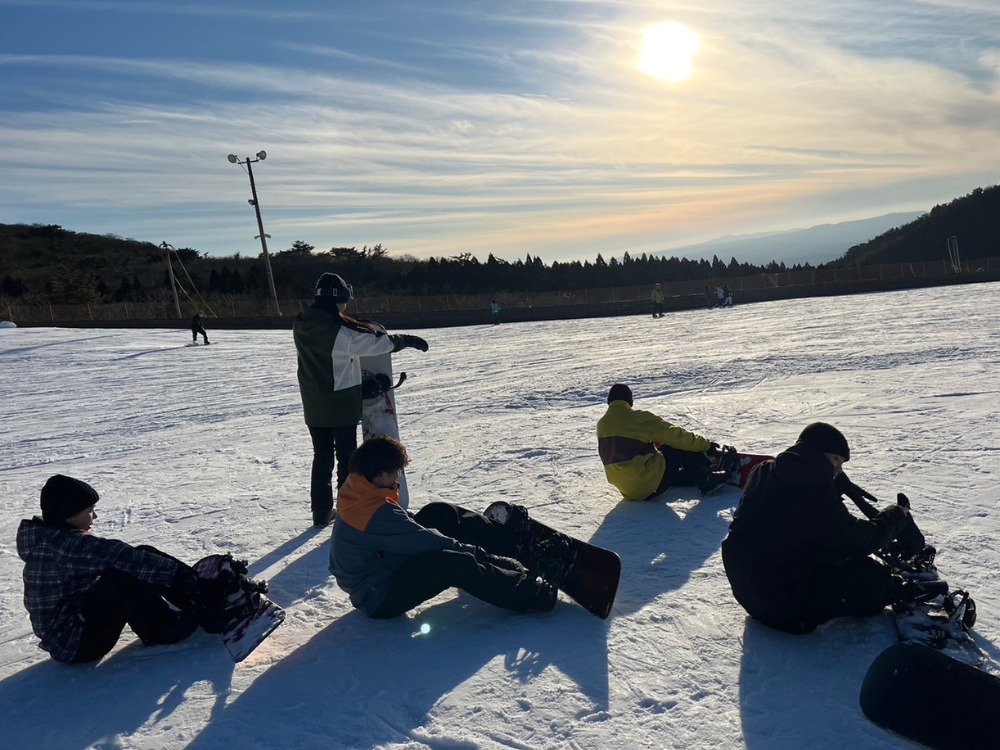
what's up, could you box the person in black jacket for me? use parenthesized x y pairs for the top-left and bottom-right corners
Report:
(721, 422), (938, 634)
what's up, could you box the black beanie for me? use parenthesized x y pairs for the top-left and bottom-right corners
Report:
(797, 422), (850, 461)
(40, 475), (100, 524)
(607, 383), (633, 406)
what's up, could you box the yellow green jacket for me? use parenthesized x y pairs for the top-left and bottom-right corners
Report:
(597, 401), (711, 500)
(651, 288), (665, 304)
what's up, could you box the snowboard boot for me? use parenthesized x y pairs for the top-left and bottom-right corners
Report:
(529, 534), (577, 589)
(313, 507), (336, 528)
(892, 577), (949, 605)
(697, 470), (731, 496)
(193, 554), (268, 634)
(527, 577), (558, 612)
(501, 503), (533, 555)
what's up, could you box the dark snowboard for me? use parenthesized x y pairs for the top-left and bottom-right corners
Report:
(484, 501), (621, 619)
(860, 643), (1000, 750)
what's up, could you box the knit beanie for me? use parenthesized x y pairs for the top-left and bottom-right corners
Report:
(607, 383), (633, 406)
(797, 422), (850, 461)
(40, 475), (100, 524)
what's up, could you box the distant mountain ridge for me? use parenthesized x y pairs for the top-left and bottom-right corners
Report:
(652, 212), (924, 267)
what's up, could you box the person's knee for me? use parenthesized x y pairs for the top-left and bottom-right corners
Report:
(413, 502), (460, 531)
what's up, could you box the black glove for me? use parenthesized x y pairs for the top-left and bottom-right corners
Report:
(896, 492), (911, 509)
(706, 442), (722, 457)
(397, 334), (429, 352)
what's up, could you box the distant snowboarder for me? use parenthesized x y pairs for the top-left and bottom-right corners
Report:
(597, 383), (732, 500)
(651, 283), (665, 318)
(490, 299), (501, 324)
(191, 313), (210, 345)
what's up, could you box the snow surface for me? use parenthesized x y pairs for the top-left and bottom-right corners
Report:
(2, 283), (998, 750)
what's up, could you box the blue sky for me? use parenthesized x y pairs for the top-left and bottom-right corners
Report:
(2, 0), (999, 263)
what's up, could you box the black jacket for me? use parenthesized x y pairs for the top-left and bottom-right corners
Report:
(721, 442), (907, 611)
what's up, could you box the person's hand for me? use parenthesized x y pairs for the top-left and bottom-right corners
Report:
(706, 442), (722, 457)
(399, 334), (429, 352)
(897, 492), (912, 517)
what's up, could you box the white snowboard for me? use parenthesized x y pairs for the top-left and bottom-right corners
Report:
(360, 323), (409, 509)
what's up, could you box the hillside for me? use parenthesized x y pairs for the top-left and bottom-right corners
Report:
(654, 212), (923, 267)
(834, 185), (1000, 266)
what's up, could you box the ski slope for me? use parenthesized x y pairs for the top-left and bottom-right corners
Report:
(1, 282), (998, 749)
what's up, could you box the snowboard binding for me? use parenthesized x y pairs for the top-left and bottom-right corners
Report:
(192, 554), (269, 635)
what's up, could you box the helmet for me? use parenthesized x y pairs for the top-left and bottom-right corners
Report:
(315, 273), (354, 300)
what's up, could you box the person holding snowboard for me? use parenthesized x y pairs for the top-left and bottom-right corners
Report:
(191, 313), (210, 345)
(721, 422), (943, 635)
(293, 272), (429, 528)
(329, 436), (559, 618)
(651, 284), (665, 318)
(597, 383), (732, 500)
(16, 475), (207, 664)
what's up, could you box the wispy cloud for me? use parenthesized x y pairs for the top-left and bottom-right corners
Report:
(1, 1), (999, 261)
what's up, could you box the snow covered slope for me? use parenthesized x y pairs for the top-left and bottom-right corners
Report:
(2, 283), (998, 749)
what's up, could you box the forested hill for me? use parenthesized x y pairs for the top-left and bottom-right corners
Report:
(1, 183), (997, 305)
(833, 185), (1000, 267)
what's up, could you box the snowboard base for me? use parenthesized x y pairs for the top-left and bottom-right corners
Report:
(710, 451), (773, 489)
(484, 501), (621, 619)
(222, 597), (285, 662)
(861, 643), (1000, 750)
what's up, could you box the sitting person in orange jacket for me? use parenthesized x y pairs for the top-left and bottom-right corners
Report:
(597, 383), (731, 500)
(329, 436), (559, 618)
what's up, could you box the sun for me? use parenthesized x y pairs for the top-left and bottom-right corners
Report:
(638, 21), (700, 82)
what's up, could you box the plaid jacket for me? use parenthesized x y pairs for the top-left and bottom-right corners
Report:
(16, 517), (181, 663)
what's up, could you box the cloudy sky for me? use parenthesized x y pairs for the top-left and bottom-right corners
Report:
(2, 0), (999, 263)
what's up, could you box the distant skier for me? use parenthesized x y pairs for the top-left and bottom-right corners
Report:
(293, 272), (428, 527)
(722, 283), (733, 307)
(191, 313), (210, 345)
(704, 285), (714, 307)
(16, 475), (208, 664)
(329, 436), (559, 617)
(597, 383), (732, 500)
(491, 299), (501, 324)
(651, 284), (665, 318)
(721, 423), (943, 635)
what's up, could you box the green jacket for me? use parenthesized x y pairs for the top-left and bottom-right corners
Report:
(597, 400), (711, 500)
(651, 288), (665, 304)
(293, 306), (399, 427)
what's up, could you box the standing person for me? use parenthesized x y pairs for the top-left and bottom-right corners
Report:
(293, 273), (428, 527)
(720, 423), (944, 634)
(191, 313), (210, 345)
(704, 285), (715, 307)
(490, 299), (501, 324)
(597, 383), (732, 500)
(329, 436), (559, 617)
(16, 475), (206, 664)
(651, 283), (665, 318)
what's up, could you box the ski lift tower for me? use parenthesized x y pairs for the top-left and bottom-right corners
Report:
(227, 151), (281, 315)
(947, 236), (962, 272)
(160, 242), (183, 318)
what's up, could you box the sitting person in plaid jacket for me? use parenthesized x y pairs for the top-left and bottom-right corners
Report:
(16, 475), (205, 664)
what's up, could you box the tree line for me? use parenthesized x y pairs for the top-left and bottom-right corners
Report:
(2, 183), (997, 306)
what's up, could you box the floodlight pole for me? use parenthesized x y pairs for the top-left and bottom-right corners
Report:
(228, 151), (281, 315)
(160, 242), (183, 318)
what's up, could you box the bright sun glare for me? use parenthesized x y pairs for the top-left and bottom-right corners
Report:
(638, 21), (700, 82)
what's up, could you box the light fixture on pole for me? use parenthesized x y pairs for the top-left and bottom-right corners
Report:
(159, 242), (183, 319)
(227, 150), (281, 315)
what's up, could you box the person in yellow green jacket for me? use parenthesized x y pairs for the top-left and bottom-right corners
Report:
(651, 283), (665, 318)
(597, 383), (730, 500)
(329, 436), (559, 617)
